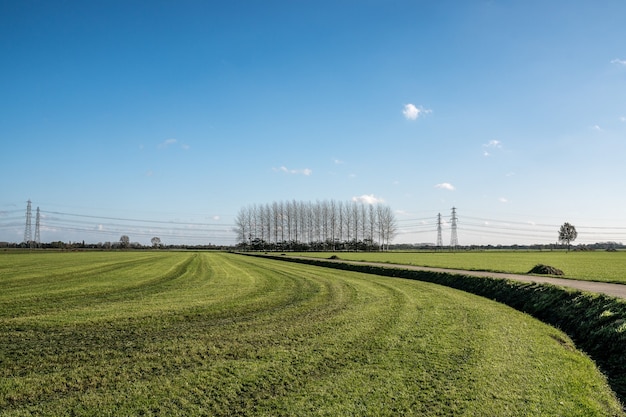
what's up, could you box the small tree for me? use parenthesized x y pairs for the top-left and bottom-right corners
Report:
(558, 222), (578, 252)
(119, 235), (130, 249)
(151, 236), (162, 248)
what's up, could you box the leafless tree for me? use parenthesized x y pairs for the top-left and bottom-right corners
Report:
(235, 199), (397, 251)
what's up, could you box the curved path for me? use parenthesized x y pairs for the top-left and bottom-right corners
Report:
(317, 258), (626, 300)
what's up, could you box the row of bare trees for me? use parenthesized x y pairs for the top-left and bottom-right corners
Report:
(234, 200), (397, 251)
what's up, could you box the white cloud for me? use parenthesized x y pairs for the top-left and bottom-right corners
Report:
(611, 58), (626, 66)
(158, 138), (177, 149)
(435, 182), (455, 191)
(620, 116), (626, 122)
(403, 103), (432, 120)
(273, 166), (312, 176)
(592, 124), (603, 132)
(482, 140), (502, 157)
(181, 144), (190, 150)
(498, 197), (509, 203)
(333, 158), (344, 165)
(212, 215), (220, 221)
(352, 194), (385, 205)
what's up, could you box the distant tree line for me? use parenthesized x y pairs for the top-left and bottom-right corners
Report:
(234, 199), (397, 251)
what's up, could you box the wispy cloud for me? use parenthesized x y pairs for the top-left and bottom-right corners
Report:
(158, 138), (190, 150)
(403, 103), (432, 120)
(333, 158), (344, 165)
(620, 116), (626, 122)
(273, 166), (312, 176)
(592, 124), (603, 132)
(435, 182), (455, 191)
(482, 139), (502, 156)
(498, 197), (509, 203)
(611, 58), (626, 66)
(352, 194), (385, 205)
(158, 138), (177, 149)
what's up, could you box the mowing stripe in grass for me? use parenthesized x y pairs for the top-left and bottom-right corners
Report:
(0, 252), (623, 416)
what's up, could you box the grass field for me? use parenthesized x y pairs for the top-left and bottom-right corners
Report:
(290, 250), (626, 284)
(0, 251), (623, 416)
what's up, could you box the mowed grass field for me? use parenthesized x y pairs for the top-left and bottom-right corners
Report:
(0, 251), (623, 416)
(292, 251), (626, 284)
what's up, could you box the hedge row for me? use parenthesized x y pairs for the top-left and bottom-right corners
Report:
(250, 254), (626, 405)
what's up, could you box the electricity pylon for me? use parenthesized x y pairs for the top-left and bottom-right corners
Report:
(34, 207), (41, 245)
(450, 207), (458, 249)
(24, 200), (32, 244)
(436, 213), (443, 248)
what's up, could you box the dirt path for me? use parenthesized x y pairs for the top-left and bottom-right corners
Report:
(321, 259), (626, 300)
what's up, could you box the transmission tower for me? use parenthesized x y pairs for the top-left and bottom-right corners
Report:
(450, 207), (458, 249)
(436, 213), (443, 248)
(34, 206), (41, 245)
(24, 200), (32, 244)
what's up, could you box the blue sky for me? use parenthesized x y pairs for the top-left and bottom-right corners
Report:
(1, 1), (625, 246)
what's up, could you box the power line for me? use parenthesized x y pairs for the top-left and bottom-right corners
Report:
(43, 210), (233, 227)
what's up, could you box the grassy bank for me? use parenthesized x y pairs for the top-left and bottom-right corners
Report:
(0, 252), (623, 415)
(260, 253), (626, 407)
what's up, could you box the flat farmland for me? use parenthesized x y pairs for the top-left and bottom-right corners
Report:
(291, 251), (626, 284)
(0, 251), (623, 416)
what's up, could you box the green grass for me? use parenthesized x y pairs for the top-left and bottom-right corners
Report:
(0, 251), (623, 416)
(290, 250), (626, 283)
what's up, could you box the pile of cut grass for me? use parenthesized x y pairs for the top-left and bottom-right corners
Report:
(0, 252), (623, 416)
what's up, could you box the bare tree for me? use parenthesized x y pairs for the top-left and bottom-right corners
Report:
(343, 202), (353, 246)
(234, 209), (247, 245)
(352, 201), (359, 248)
(272, 201), (280, 245)
(235, 199), (397, 251)
(368, 204), (377, 249)
(376, 205), (397, 251)
(329, 200), (337, 250)
(337, 200), (344, 245)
